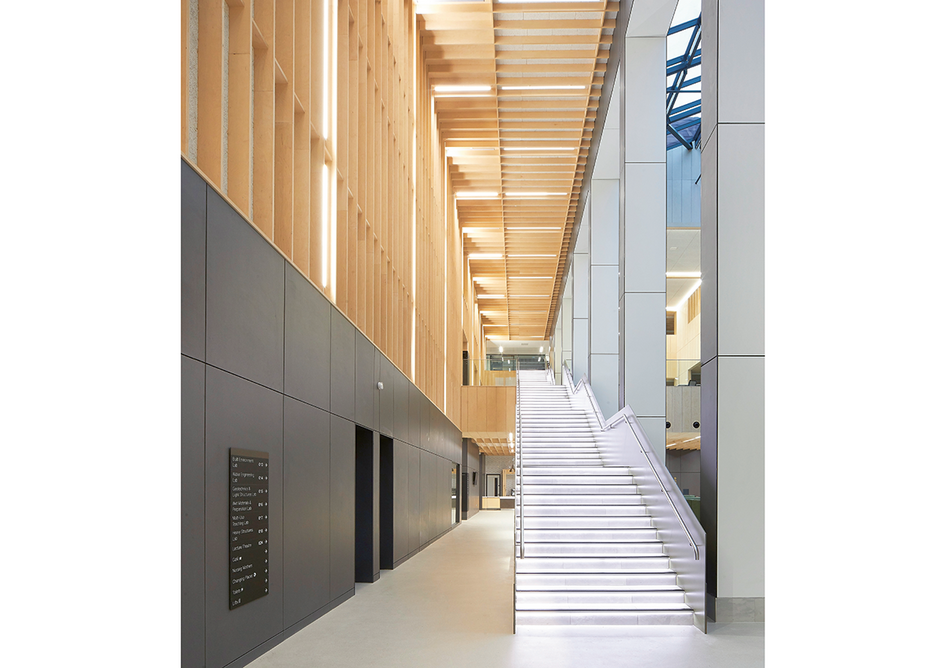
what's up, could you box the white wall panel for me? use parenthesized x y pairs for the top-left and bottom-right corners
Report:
(591, 180), (620, 265)
(591, 265), (619, 354)
(700, 0), (717, 152)
(591, 353), (620, 420)
(718, 0), (765, 124)
(622, 292), (665, 419)
(573, 253), (590, 319)
(716, 124), (764, 357)
(623, 37), (667, 163)
(622, 163), (666, 293)
(624, 0), (681, 37)
(572, 318), (589, 381)
(716, 356), (765, 597)
(699, 133), (718, 364)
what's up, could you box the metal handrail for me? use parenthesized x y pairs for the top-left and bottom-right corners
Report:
(516, 373), (524, 558)
(561, 363), (700, 560)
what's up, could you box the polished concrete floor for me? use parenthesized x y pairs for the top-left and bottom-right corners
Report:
(247, 509), (764, 668)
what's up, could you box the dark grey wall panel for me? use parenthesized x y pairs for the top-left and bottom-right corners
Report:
(181, 356), (205, 668)
(330, 312), (356, 421)
(283, 265), (331, 411)
(419, 449), (431, 546)
(205, 190), (285, 392)
(414, 385), (425, 450)
(419, 392), (430, 451)
(394, 368), (409, 444)
(408, 445), (420, 555)
(392, 440), (409, 563)
(204, 366), (283, 668)
(378, 355), (395, 437)
(182, 160), (206, 361)
(701, 358), (718, 599)
(282, 397), (331, 627)
(464, 440), (480, 519)
(330, 415), (355, 599)
(355, 331), (377, 430)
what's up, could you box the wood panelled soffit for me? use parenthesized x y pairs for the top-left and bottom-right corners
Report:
(417, 0), (616, 342)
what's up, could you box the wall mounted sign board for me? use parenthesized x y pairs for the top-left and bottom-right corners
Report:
(229, 448), (270, 609)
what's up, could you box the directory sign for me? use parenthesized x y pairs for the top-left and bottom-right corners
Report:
(229, 448), (269, 609)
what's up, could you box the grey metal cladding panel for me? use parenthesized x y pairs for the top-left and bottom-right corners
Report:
(205, 189), (285, 392)
(371, 433), (380, 570)
(378, 355), (395, 437)
(330, 414), (355, 599)
(411, 383), (424, 449)
(408, 445), (420, 555)
(394, 368), (409, 445)
(282, 397), (331, 627)
(329, 311), (356, 421)
(419, 450), (431, 547)
(283, 265), (331, 411)
(392, 440), (409, 563)
(700, 357), (718, 597)
(204, 366), (283, 668)
(181, 356), (205, 668)
(355, 331), (376, 430)
(181, 160), (206, 361)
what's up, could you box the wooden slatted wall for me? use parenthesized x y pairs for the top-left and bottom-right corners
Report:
(182, 0), (470, 429)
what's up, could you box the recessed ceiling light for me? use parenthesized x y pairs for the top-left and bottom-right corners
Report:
(456, 191), (500, 199)
(666, 271), (702, 278)
(503, 192), (566, 197)
(508, 254), (556, 258)
(477, 294), (505, 299)
(509, 227), (561, 231)
(500, 85), (586, 91)
(503, 147), (577, 151)
(434, 85), (491, 93)
(468, 253), (502, 260)
(509, 276), (552, 279)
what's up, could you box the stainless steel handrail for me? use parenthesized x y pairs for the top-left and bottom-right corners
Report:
(561, 363), (700, 560)
(516, 374), (524, 558)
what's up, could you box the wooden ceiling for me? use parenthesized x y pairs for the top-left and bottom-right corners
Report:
(416, 0), (616, 340)
(473, 437), (515, 457)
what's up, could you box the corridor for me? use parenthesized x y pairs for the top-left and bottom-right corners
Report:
(246, 510), (764, 668)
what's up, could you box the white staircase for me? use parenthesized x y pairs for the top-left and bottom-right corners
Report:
(514, 369), (694, 627)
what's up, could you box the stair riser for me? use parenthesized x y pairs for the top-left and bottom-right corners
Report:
(516, 529), (658, 542)
(516, 592), (687, 606)
(518, 517), (653, 529)
(517, 544), (664, 558)
(522, 476), (634, 485)
(516, 574), (678, 589)
(522, 485), (638, 495)
(522, 506), (649, 517)
(515, 611), (694, 626)
(515, 557), (671, 572)
(523, 496), (643, 505)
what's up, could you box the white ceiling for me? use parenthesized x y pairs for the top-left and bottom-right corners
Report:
(666, 228), (701, 308)
(485, 339), (549, 356)
(666, 228), (700, 273)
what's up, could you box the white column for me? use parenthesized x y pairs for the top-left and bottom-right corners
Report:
(699, 0), (765, 622)
(571, 196), (590, 381)
(619, 33), (668, 463)
(589, 73), (621, 418)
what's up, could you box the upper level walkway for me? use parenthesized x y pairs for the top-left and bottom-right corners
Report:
(246, 509), (763, 668)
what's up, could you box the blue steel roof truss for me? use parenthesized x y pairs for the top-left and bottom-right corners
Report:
(666, 15), (702, 151)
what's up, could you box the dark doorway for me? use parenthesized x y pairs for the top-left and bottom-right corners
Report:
(486, 473), (500, 497)
(355, 426), (379, 583)
(379, 435), (394, 570)
(451, 463), (460, 526)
